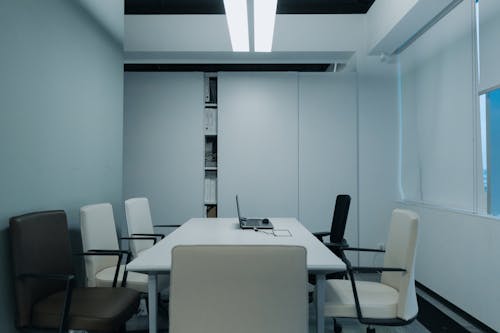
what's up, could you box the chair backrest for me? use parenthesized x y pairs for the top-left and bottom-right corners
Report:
(330, 194), (351, 244)
(169, 245), (308, 333)
(9, 211), (74, 328)
(381, 209), (419, 321)
(124, 197), (155, 257)
(80, 203), (120, 287)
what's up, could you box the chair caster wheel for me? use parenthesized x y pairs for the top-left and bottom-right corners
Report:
(366, 326), (375, 333)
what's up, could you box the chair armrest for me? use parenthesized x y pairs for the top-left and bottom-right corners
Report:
(17, 273), (75, 333)
(312, 231), (330, 241)
(339, 255), (365, 321)
(324, 239), (350, 252)
(343, 247), (385, 253)
(75, 250), (129, 287)
(340, 254), (404, 322)
(132, 233), (165, 240)
(352, 266), (406, 274)
(340, 253), (411, 326)
(154, 224), (181, 228)
(120, 236), (158, 245)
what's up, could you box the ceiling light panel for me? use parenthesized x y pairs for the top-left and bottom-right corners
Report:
(223, 0), (250, 52)
(254, 0), (277, 52)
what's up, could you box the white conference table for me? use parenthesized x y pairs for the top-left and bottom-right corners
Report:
(127, 217), (346, 333)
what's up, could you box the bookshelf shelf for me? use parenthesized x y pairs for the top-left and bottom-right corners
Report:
(203, 73), (218, 218)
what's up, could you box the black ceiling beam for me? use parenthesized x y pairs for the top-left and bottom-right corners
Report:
(124, 63), (331, 72)
(125, 0), (375, 15)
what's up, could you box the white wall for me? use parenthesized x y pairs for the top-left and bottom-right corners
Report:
(0, 1), (124, 332)
(218, 72), (299, 218)
(298, 73), (358, 244)
(399, 203), (500, 330)
(123, 73), (205, 226)
(357, 62), (400, 265)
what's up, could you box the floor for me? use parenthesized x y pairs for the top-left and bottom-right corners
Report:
(126, 301), (430, 333)
(416, 287), (485, 333)
(309, 305), (430, 333)
(125, 283), (486, 333)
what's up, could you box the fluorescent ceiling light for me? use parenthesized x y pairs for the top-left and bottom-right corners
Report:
(223, 0), (250, 52)
(254, 0), (277, 52)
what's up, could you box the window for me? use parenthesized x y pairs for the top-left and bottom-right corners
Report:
(479, 89), (500, 215)
(399, 0), (475, 210)
(399, 0), (500, 217)
(478, 0), (500, 216)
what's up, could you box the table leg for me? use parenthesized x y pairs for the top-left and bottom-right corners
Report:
(148, 274), (158, 333)
(315, 273), (326, 333)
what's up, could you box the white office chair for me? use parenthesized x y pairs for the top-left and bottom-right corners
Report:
(169, 245), (308, 333)
(124, 197), (180, 258)
(324, 209), (419, 333)
(80, 203), (148, 292)
(124, 197), (178, 296)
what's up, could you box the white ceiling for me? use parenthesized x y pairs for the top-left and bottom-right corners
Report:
(124, 14), (365, 64)
(75, 0), (465, 66)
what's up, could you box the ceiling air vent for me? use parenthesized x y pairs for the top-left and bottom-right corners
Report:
(327, 62), (347, 72)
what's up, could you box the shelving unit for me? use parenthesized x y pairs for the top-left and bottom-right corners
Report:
(203, 73), (218, 217)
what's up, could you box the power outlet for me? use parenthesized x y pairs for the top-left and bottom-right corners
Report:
(377, 243), (385, 251)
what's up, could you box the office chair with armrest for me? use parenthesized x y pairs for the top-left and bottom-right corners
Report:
(324, 209), (419, 333)
(313, 194), (351, 253)
(169, 245), (308, 333)
(310, 194), (351, 286)
(124, 197), (180, 258)
(80, 203), (149, 292)
(10, 210), (140, 333)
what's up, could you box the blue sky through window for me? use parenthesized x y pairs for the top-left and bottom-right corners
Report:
(488, 89), (500, 215)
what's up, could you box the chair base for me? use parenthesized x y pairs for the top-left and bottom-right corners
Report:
(333, 319), (342, 333)
(332, 321), (399, 333)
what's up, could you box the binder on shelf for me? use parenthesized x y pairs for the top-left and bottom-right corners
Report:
(203, 108), (217, 135)
(208, 77), (217, 103)
(204, 177), (210, 203)
(207, 205), (217, 217)
(204, 76), (210, 103)
(204, 172), (217, 204)
(204, 76), (217, 104)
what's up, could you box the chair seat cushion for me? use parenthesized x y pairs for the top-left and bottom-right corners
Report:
(32, 287), (140, 332)
(96, 265), (169, 293)
(324, 280), (399, 319)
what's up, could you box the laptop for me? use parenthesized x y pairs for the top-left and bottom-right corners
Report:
(236, 195), (274, 230)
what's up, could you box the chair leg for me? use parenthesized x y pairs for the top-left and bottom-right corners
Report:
(333, 318), (342, 333)
(366, 326), (375, 333)
(158, 293), (169, 317)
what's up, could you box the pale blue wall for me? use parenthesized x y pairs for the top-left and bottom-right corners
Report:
(0, 1), (123, 331)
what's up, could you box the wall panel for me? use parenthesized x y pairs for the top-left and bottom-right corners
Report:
(218, 72), (299, 218)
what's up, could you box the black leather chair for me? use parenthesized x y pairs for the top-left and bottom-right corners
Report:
(9, 210), (140, 333)
(313, 194), (351, 279)
(313, 194), (351, 248)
